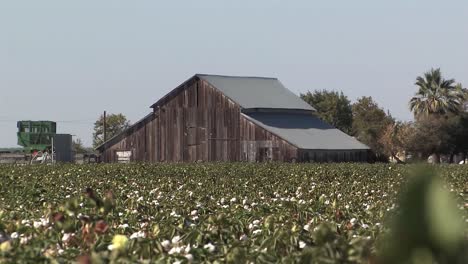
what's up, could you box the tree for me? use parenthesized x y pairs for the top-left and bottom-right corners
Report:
(300, 90), (353, 133)
(446, 112), (468, 162)
(405, 115), (453, 162)
(352, 96), (393, 159)
(93, 113), (130, 148)
(379, 122), (415, 163)
(409, 68), (465, 118)
(73, 138), (87, 154)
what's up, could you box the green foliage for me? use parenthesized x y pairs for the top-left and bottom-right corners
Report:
(407, 116), (453, 158)
(380, 167), (467, 263)
(92, 113), (130, 148)
(447, 112), (468, 157)
(300, 90), (353, 133)
(409, 68), (465, 117)
(403, 113), (468, 161)
(0, 163), (466, 263)
(352, 96), (394, 157)
(406, 69), (468, 160)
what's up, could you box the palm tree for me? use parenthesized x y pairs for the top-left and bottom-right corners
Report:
(409, 68), (465, 117)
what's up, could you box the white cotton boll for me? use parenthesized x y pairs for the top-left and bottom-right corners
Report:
(130, 231), (145, 239)
(303, 224), (310, 232)
(137, 196), (143, 202)
(299, 241), (306, 249)
(252, 220), (260, 225)
(119, 224), (129, 229)
(33, 221), (42, 229)
(172, 236), (181, 244)
(62, 233), (73, 242)
(190, 210), (198, 216)
(41, 218), (49, 226)
(161, 240), (171, 250)
(20, 236), (31, 245)
(252, 230), (262, 235)
(168, 246), (184, 255)
(230, 197), (237, 203)
(10, 232), (19, 239)
(184, 244), (191, 254)
(185, 254), (193, 262)
(350, 218), (357, 224)
(239, 234), (248, 241)
(203, 243), (215, 253)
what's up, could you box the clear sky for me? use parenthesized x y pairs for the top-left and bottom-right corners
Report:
(1, 0), (467, 147)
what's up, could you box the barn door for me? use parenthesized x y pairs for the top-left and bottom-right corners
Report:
(185, 108), (207, 162)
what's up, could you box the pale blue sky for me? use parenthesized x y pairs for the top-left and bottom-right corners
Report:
(1, 0), (467, 147)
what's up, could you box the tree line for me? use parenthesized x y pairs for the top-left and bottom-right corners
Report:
(301, 68), (468, 163)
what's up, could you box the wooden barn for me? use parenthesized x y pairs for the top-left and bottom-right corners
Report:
(96, 74), (369, 163)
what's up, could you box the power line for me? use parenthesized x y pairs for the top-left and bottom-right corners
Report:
(0, 119), (95, 124)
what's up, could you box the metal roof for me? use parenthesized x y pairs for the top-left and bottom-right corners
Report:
(197, 74), (316, 111)
(244, 112), (369, 150)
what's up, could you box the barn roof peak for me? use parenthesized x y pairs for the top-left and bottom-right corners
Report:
(195, 73), (278, 80)
(150, 74), (316, 112)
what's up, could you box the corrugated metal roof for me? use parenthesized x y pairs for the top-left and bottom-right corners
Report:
(197, 74), (315, 111)
(244, 112), (369, 150)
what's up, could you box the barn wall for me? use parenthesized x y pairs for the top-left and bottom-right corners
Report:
(152, 78), (241, 162)
(99, 114), (157, 163)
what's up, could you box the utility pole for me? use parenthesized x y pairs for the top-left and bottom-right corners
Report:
(103, 111), (107, 143)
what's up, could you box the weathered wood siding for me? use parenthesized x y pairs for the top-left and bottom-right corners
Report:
(99, 114), (157, 163)
(151, 78), (241, 162)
